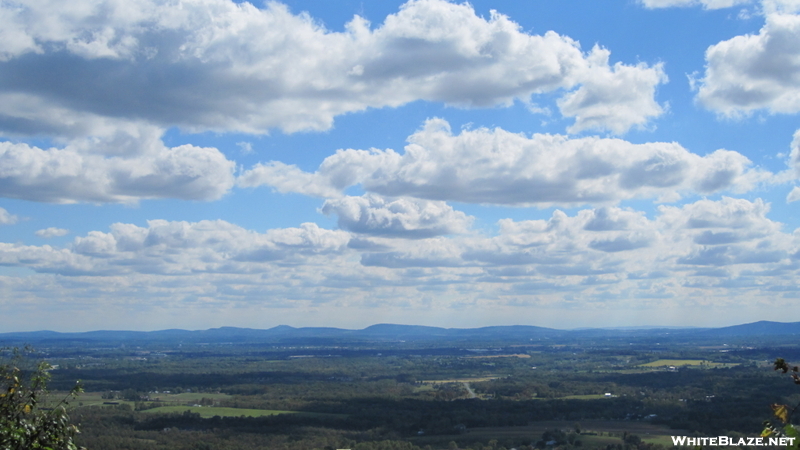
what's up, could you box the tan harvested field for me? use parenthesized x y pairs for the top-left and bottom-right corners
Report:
(420, 376), (501, 383)
(70, 392), (135, 408)
(73, 391), (345, 419)
(560, 394), (610, 400)
(146, 392), (232, 402)
(463, 354), (531, 359)
(74, 391), (233, 408)
(140, 406), (344, 418)
(639, 359), (738, 368)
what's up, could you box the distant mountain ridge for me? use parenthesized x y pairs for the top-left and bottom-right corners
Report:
(0, 323), (562, 343)
(698, 320), (800, 336)
(0, 320), (797, 345)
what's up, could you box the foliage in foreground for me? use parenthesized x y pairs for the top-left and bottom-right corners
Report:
(1, 348), (84, 450)
(761, 358), (800, 449)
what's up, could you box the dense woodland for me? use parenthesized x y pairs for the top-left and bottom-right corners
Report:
(3, 326), (800, 450)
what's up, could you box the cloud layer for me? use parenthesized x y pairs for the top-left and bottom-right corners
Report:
(0, 220), (350, 276)
(0, 197), (796, 314)
(639, 0), (750, 9)
(241, 119), (767, 206)
(1, 0), (799, 331)
(0, 0), (665, 136)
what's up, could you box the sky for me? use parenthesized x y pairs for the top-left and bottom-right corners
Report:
(1, 0), (800, 332)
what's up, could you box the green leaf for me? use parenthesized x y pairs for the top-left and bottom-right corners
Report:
(784, 425), (800, 450)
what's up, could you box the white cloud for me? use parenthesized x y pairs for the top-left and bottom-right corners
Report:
(696, 12), (800, 116)
(0, 126), (235, 203)
(1, 219), (351, 276)
(656, 197), (790, 267)
(639, 0), (751, 9)
(35, 227), (69, 238)
(0, 207), (18, 225)
(790, 129), (800, 175)
(768, 128), (800, 186)
(0, 93), (157, 141)
(0, 198), (797, 321)
(558, 48), (667, 135)
(455, 208), (659, 276)
(786, 186), (800, 202)
(360, 237), (466, 268)
(637, 0), (800, 14)
(238, 160), (347, 198)
(0, 0), (665, 136)
(359, 197), (795, 283)
(321, 194), (472, 238)
(658, 197), (780, 240)
(763, 0), (800, 13)
(240, 118), (768, 207)
(236, 142), (253, 155)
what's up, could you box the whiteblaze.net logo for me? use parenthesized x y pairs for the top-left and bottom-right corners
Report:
(671, 436), (797, 447)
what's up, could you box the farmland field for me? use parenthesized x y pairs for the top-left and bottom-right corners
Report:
(140, 406), (318, 418)
(420, 376), (501, 383)
(639, 359), (739, 368)
(411, 420), (687, 448)
(11, 323), (800, 450)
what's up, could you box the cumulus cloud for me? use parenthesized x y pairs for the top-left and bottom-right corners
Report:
(790, 129), (800, 175)
(763, 0), (800, 13)
(788, 186), (800, 202)
(638, 0), (800, 14)
(558, 48), (666, 134)
(661, 196), (777, 230)
(321, 194), (472, 238)
(0, 125), (235, 203)
(0, 0), (665, 136)
(360, 198), (795, 283)
(360, 239), (466, 268)
(658, 198), (791, 268)
(456, 208), (658, 274)
(0, 207), (18, 225)
(241, 118), (767, 207)
(774, 129), (800, 199)
(333, 197), (797, 315)
(35, 227), (69, 238)
(0, 198), (797, 316)
(696, 12), (800, 116)
(639, 0), (751, 9)
(0, 220), (351, 276)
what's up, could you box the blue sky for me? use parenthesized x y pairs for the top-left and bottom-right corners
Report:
(1, 0), (799, 332)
